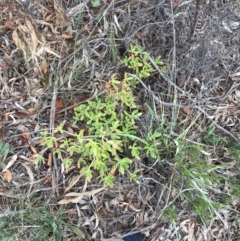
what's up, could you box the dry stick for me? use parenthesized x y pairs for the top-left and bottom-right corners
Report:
(170, 3), (180, 129)
(50, 83), (59, 196)
(128, 73), (239, 142)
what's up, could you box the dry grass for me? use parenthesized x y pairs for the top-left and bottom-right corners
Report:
(0, 0), (240, 240)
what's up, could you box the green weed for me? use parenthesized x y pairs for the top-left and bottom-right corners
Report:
(91, 0), (101, 8)
(122, 43), (167, 79)
(39, 45), (167, 186)
(202, 123), (228, 145)
(40, 74), (143, 186)
(162, 206), (179, 222)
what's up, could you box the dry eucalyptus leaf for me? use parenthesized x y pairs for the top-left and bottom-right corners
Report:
(188, 221), (195, 241)
(172, 0), (180, 9)
(182, 107), (191, 115)
(36, 19), (56, 34)
(3, 52), (15, 66)
(30, 145), (37, 154)
(36, 46), (60, 58)
(55, 98), (64, 109)
(65, 174), (81, 193)
(2, 169), (12, 183)
(4, 154), (18, 171)
(58, 187), (105, 204)
(53, 0), (72, 29)
(22, 163), (34, 183)
(128, 203), (141, 212)
(24, 19), (39, 58)
(12, 30), (28, 60)
(67, 2), (85, 17)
